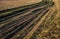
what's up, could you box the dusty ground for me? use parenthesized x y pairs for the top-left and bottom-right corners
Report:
(0, 0), (59, 10)
(0, 0), (42, 10)
(53, 0), (60, 10)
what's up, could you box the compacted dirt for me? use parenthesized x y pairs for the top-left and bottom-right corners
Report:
(0, 0), (42, 10)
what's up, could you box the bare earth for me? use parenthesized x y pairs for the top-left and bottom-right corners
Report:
(0, 0), (42, 10)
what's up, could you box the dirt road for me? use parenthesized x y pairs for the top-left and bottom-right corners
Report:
(0, 0), (60, 39)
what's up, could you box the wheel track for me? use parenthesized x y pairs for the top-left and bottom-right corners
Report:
(0, 0), (55, 39)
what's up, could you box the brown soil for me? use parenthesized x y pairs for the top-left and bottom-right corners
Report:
(0, 0), (42, 10)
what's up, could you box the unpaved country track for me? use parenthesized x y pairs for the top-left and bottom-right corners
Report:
(0, 0), (55, 39)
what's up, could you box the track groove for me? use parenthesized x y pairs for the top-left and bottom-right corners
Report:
(0, 0), (55, 39)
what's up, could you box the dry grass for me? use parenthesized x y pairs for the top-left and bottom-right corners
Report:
(29, 6), (60, 39)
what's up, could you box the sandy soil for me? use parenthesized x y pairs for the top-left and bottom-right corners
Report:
(0, 0), (42, 10)
(53, 0), (60, 10)
(0, 0), (60, 10)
